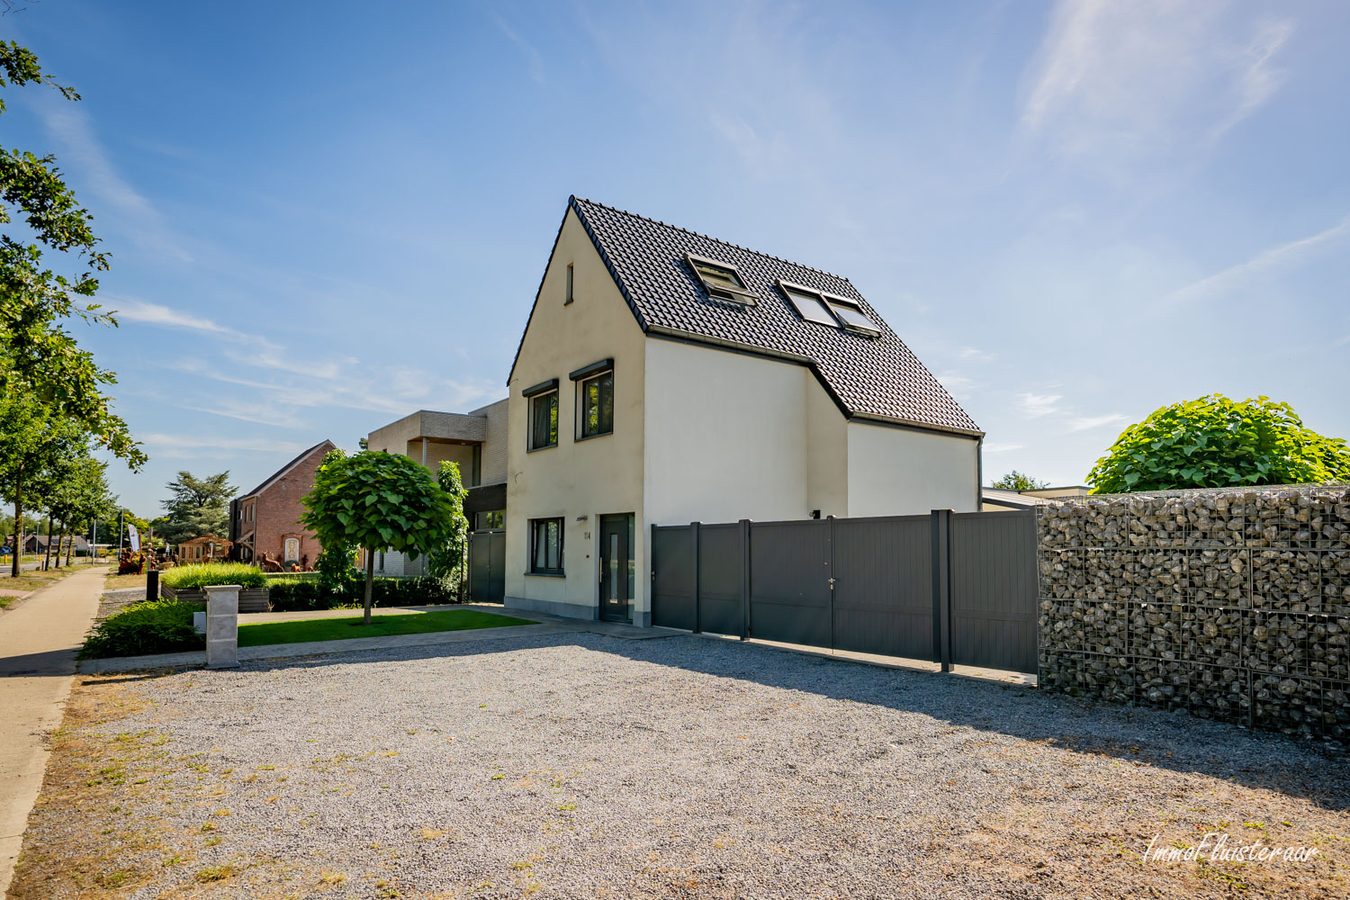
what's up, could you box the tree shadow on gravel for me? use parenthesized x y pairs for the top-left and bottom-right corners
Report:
(226, 630), (1350, 812)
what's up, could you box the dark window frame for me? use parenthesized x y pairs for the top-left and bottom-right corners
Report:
(565, 262), (574, 305)
(528, 517), (564, 575)
(577, 367), (614, 440)
(528, 389), (559, 451)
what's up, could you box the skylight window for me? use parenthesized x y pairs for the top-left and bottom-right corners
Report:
(824, 296), (881, 335)
(686, 254), (757, 305)
(782, 285), (838, 326)
(777, 280), (880, 336)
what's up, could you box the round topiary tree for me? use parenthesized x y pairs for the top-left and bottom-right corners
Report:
(1086, 394), (1350, 493)
(301, 449), (459, 624)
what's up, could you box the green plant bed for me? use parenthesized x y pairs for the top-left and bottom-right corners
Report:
(161, 562), (266, 590)
(236, 609), (530, 647)
(82, 599), (205, 658)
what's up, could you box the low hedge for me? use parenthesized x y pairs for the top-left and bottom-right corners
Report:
(161, 561), (267, 591)
(268, 576), (459, 613)
(82, 599), (205, 659)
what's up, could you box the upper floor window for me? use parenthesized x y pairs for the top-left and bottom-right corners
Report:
(570, 359), (614, 439)
(565, 262), (574, 305)
(523, 379), (559, 451)
(687, 253), (757, 305)
(580, 370), (613, 438)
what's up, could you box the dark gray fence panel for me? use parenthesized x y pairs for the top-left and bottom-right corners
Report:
(949, 510), (1038, 674)
(698, 523), (743, 635)
(749, 520), (831, 646)
(833, 515), (934, 659)
(652, 525), (696, 630)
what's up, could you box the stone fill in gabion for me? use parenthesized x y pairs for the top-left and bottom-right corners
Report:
(1038, 484), (1350, 741)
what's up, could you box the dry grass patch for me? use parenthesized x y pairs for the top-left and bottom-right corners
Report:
(102, 570), (146, 590)
(5, 676), (278, 900)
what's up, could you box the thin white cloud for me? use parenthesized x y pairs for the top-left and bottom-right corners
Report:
(112, 299), (248, 340)
(1068, 412), (1128, 432)
(1163, 215), (1350, 306)
(35, 103), (192, 262)
(181, 401), (308, 429)
(490, 12), (546, 85)
(934, 372), (976, 402)
(983, 443), (1024, 454)
(143, 433), (308, 454)
(958, 346), (995, 362)
(1017, 392), (1062, 419)
(1022, 1), (1294, 164)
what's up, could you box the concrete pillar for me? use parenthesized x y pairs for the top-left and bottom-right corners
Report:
(204, 584), (241, 669)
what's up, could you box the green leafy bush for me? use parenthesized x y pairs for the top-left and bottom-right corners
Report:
(81, 600), (205, 659)
(267, 578), (339, 612)
(161, 562), (266, 591)
(1088, 395), (1350, 493)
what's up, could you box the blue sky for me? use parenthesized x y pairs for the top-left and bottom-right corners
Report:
(4, 0), (1348, 515)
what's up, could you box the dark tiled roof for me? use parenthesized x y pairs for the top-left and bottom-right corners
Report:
(567, 197), (980, 436)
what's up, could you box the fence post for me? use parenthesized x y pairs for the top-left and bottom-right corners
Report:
(649, 523), (657, 621)
(690, 522), (702, 634)
(931, 509), (952, 672)
(145, 567), (159, 604)
(739, 518), (751, 640)
(827, 515), (836, 651)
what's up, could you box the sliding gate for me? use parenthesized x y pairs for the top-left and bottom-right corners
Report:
(651, 509), (1038, 674)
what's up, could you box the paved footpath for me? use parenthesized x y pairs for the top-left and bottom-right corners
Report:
(0, 566), (104, 898)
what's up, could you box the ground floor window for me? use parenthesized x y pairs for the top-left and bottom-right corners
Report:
(529, 517), (564, 574)
(476, 509), (505, 530)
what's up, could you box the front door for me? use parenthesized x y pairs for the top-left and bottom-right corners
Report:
(599, 513), (633, 622)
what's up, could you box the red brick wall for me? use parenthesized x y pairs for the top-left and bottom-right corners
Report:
(252, 444), (329, 567)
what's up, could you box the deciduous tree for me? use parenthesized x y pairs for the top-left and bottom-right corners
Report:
(301, 450), (459, 624)
(0, 40), (143, 467)
(990, 471), (1049, 491)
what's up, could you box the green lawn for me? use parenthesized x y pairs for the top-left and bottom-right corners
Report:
(236, 609), (532, 647)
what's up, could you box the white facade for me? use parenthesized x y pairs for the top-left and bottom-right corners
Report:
(503, 209), (981, 626)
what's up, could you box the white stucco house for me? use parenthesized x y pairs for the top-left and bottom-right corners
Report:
(503, 196), (983, 626)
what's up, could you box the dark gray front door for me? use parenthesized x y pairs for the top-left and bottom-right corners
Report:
(469, 530), (505, 604)
(599, 514), (633, 622)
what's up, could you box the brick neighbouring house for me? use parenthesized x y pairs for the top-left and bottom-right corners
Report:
(228, 440), (336, 568)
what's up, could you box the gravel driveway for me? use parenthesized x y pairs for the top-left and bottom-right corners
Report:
(13, 631), (1350, 899)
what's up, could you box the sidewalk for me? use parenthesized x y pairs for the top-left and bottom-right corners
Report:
(0, 565), (105, 898)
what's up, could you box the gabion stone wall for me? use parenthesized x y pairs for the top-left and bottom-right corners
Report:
(1037, 484), (1350, 742)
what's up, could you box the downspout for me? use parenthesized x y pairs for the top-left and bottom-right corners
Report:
(975, 435), (984, 512)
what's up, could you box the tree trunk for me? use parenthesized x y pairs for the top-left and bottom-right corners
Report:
(53, 522), (61, 568)
(363, 548), (375, 626)
(64, 521), (73, 566)
(10, 477), (20, 577)
(43, 516), (53, 571)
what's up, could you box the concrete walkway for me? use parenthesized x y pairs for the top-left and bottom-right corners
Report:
(0, 565), (105, 898)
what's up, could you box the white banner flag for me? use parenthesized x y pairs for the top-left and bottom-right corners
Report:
(127, 523), (141, 552)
